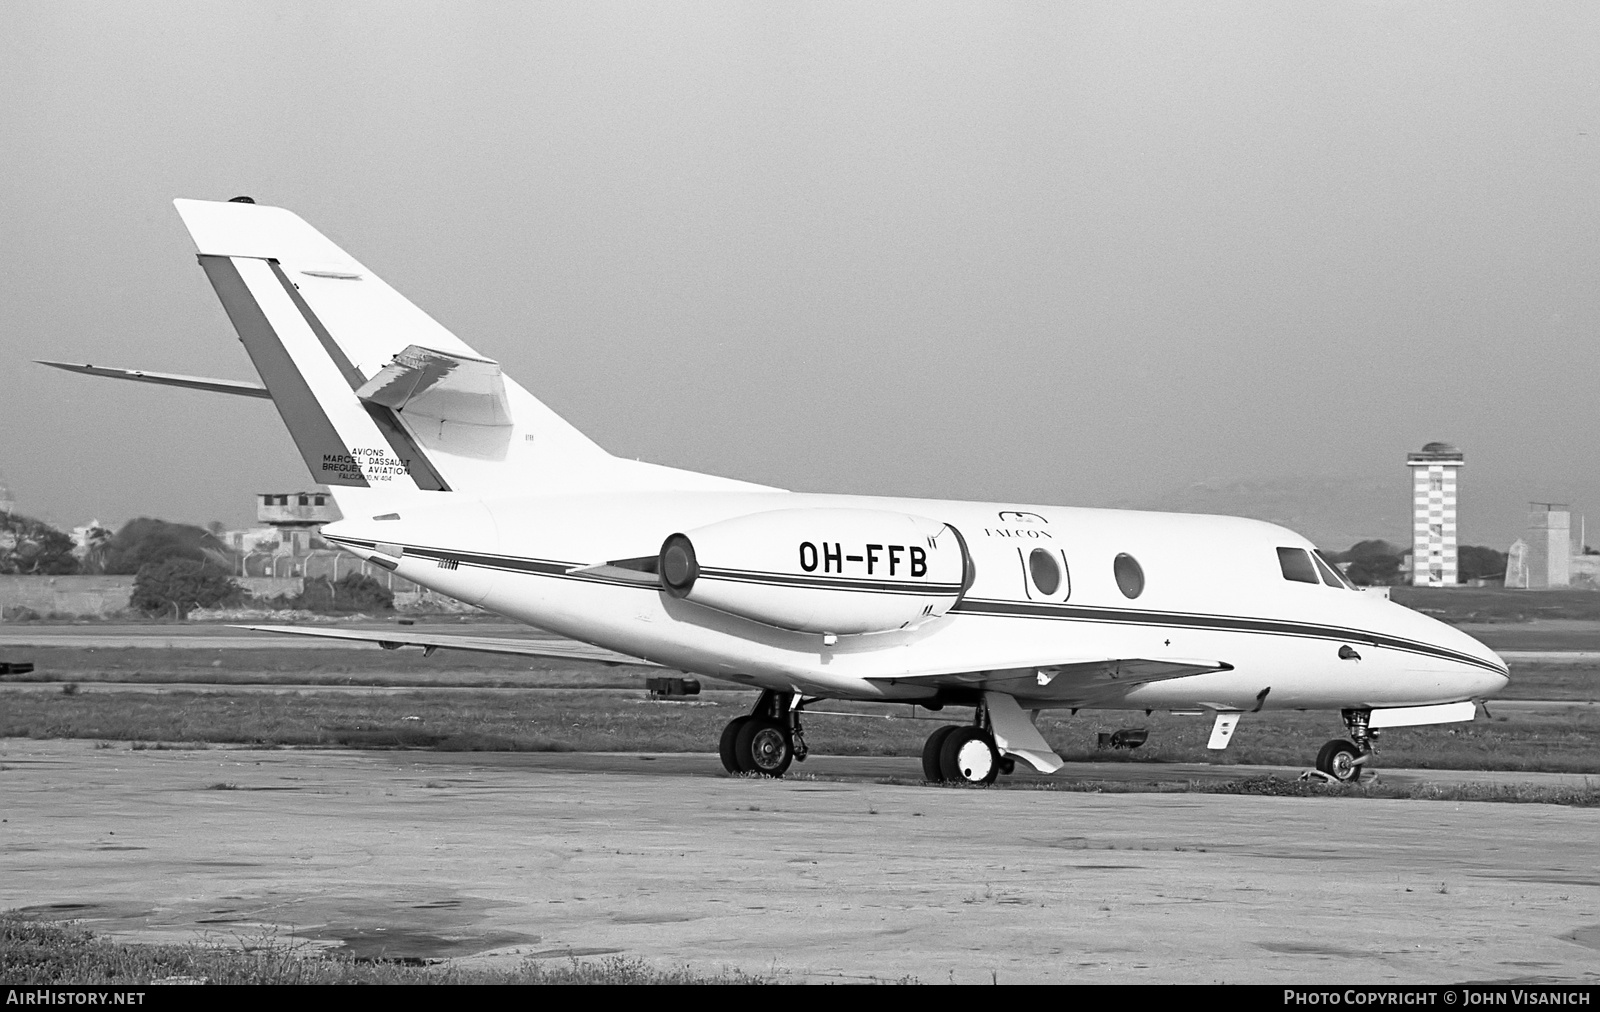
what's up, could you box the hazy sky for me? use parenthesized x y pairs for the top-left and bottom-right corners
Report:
(3, 2), (1596, 549)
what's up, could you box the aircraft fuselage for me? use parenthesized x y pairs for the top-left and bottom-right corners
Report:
(324, 489), (1509, 712)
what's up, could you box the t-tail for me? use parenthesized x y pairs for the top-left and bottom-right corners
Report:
(172, 197), (769, 514)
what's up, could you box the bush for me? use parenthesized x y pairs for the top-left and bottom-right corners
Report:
(131, 559), (243, 618)
(290, 573), (395, 613)
(0, 512), (79, 575)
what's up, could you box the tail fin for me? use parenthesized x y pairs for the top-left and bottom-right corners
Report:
(173, 198), (610, 508)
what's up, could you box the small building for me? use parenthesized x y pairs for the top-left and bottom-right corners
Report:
(256, 492), (341, 557)
(1523, 503), (1572, 589)
(234, 492), (416, 594)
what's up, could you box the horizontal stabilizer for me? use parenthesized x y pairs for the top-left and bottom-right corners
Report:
(233, 624), (659, 667)
(356, 345), (512, 428)
(37, 360), (269, 399)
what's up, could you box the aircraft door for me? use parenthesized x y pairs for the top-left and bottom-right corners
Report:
(1019, 547), (1071, 602)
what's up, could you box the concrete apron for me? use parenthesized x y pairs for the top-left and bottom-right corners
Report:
(1, 740), (1597, 984)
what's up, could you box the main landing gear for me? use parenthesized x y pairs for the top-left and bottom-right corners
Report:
(921, 706), (1016, 786)
(1313, 708), (1377, 783)
(719, 690), (809, 778)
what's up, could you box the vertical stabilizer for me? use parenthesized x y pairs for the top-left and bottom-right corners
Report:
(173, 198), (609, 504)
(174, 198), (779, 503)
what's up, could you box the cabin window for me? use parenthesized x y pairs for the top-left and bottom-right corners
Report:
(1311, 550), (1351, 589)
(1028, 548), (1061, 596)
(1277, 547), (1319, 584)
(1113, 553), (1144, 599)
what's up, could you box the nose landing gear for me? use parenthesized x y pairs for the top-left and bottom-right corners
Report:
(1312, 708), (1377, 783)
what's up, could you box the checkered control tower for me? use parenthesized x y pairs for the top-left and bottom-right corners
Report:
(1407, 442), (1464, 587)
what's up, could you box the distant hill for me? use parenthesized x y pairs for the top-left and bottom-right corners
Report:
(101, 518), (232, 575)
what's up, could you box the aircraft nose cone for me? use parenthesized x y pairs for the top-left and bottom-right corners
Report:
(1453, 633), (1510, 698)
(1476, 664), (1511, 698)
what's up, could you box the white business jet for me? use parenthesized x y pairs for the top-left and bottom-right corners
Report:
(42, 197), (1510, 785)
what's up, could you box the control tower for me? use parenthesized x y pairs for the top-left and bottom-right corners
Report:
(1407, 442), (1464, 587)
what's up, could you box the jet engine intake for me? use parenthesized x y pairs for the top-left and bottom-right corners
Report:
(658, 507), (970, 635)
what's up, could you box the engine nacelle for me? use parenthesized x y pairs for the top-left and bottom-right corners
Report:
(658, 508), (971, 635)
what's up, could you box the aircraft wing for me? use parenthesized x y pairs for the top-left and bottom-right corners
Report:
(233, 624), (660, 667)
(871, 656), (1232, 706)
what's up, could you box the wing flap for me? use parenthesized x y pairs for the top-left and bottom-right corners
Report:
(233, 624), (659, 667)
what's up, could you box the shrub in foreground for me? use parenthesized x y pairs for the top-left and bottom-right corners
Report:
(130, 559), (242, 618)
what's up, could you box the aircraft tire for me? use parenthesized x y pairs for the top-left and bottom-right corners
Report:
(719, 716), (752, 774)
(734, 717), (793, 778)
(1315, 739), (1364, 783)
(921, 725), (958, 782)
(938, 727), (999, 785)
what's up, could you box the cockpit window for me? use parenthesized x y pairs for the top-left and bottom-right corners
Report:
(1276, 547), (1319, 584)
(1312, 550), (1354, 589)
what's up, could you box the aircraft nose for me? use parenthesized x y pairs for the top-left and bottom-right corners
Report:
(1451, 630), (1510, 698)
(1471, 664), (1511, 698)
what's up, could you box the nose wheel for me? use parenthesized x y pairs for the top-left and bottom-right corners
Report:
(1311, 709), (1376, 783)
(1314, 739), (1365, 782)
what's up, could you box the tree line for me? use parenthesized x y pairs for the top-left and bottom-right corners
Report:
(1323, 540), (1507, 586)
(0, 512), (392, 618)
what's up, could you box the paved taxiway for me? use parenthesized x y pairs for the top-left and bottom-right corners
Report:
(2, 740), (1596, 984)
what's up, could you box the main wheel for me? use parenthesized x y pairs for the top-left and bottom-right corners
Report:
(939, 727), (999, 785)
(734, 717), (794, 777)
(719, 716), (752, 774)
(1315, 739), (1364, 783)
(921, 725), (959, 782)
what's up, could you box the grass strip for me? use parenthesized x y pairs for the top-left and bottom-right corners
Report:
(7, 687), (1598, 774)
(0, 913), (772, 985)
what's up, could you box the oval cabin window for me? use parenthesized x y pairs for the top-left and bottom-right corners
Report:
(1028, 548), (1061, 596)
(1114, 553), (1144, 599)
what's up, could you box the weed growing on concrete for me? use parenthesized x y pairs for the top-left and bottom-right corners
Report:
(0, 912), (774, 985)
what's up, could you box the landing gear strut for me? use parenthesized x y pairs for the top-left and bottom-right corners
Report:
(719, 690), (809, 778)
(1314, 708), (1377, 783)
(921, 703), (1009, 785)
